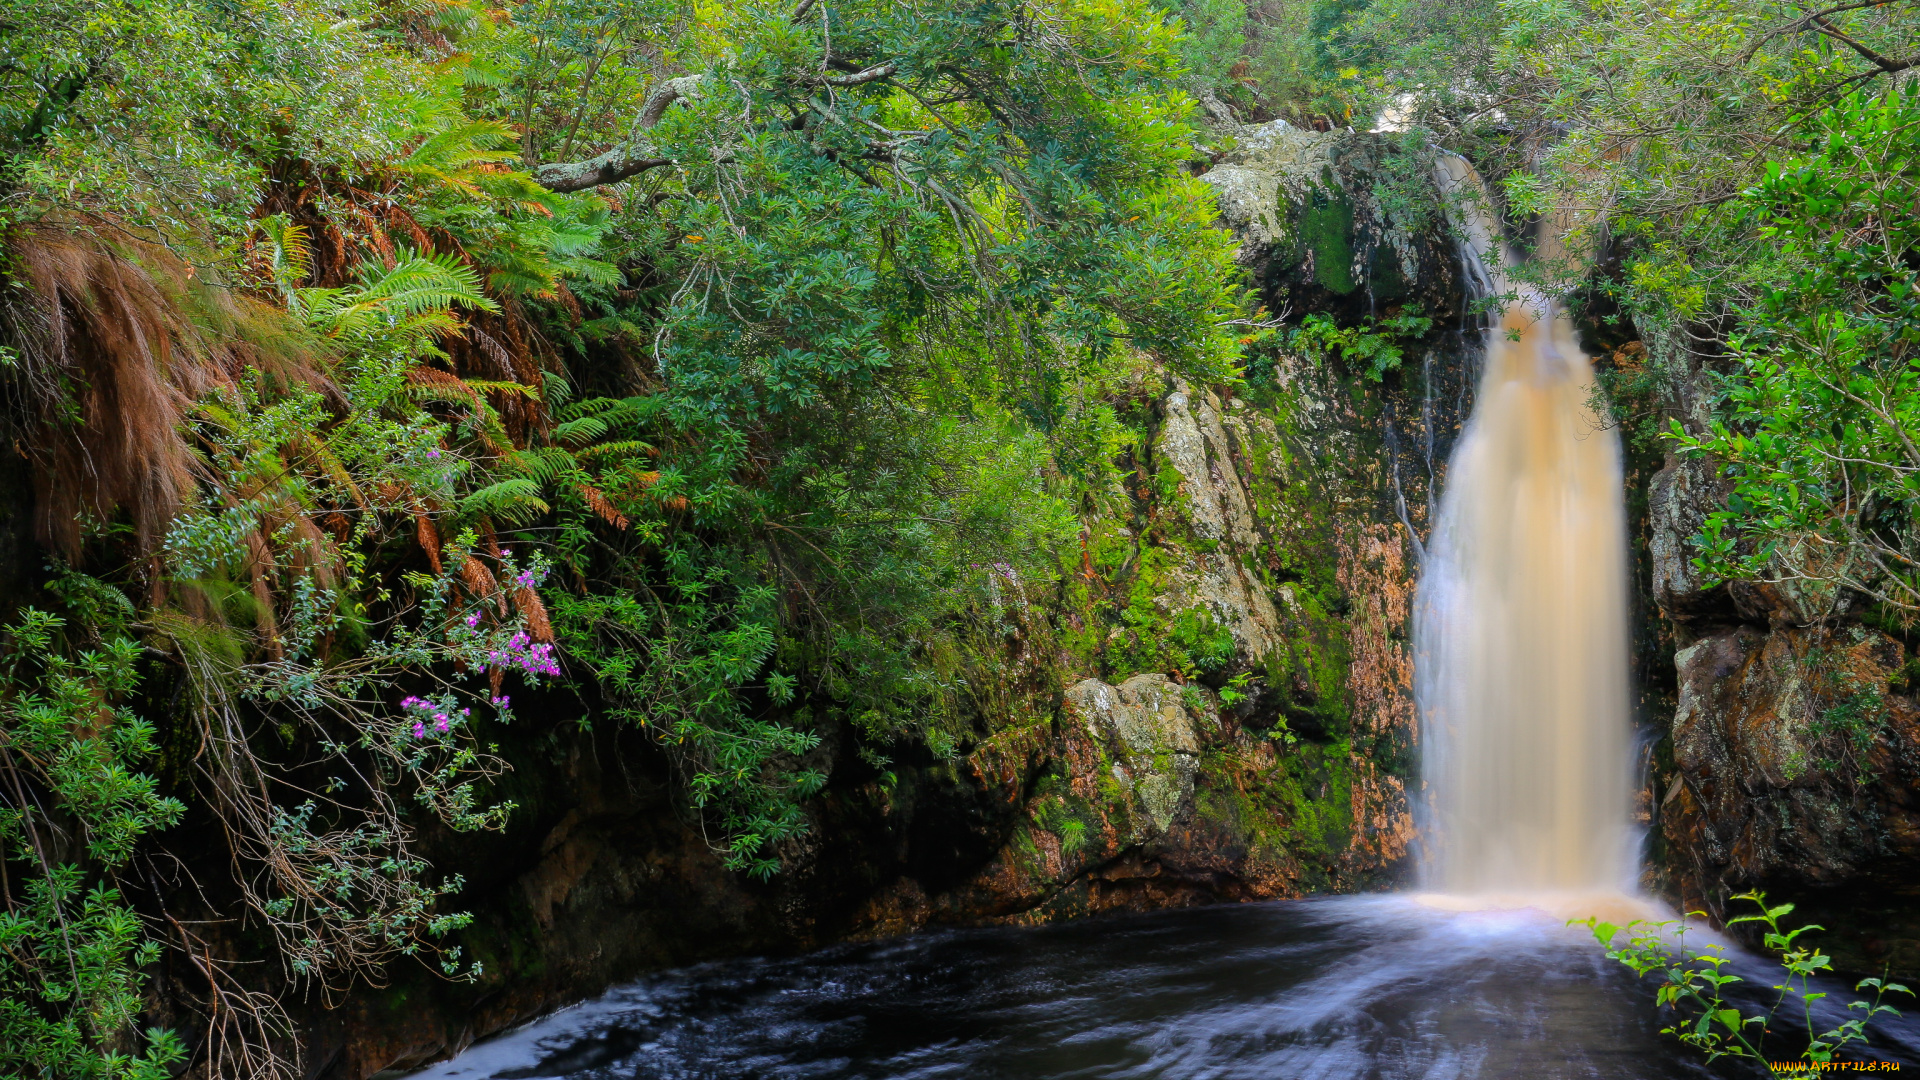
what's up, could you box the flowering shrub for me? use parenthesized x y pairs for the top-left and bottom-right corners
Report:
(446, 614), (561, 681)
(489, 632), (560, 678)
(400, 695), (470, 740)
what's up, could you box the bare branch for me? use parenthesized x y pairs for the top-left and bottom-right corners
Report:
(535, 150), (672, 192)
(533, 74), (704, 192)
(823, 62), (898, 87)
(640, 75), (705, 128)
(1799, 6), (1919, 75)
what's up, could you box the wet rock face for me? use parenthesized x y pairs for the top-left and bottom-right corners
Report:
(1648, 455), (1735, 621)
(1068, 675), (1205, 836)
(1661, 617), (1920, 971)
(1650, 445), (1920, 974)
(1201, 122), (1466, 326)
(1152, 381), (1285, 663)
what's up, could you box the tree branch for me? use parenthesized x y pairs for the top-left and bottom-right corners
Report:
(821, 62), (898, 87)
(530, 50), (902, 194)
(533, 74), (704, 192)
(639, 75), (704, 128)
(534, 150), (672, 192)
(1741, 0), (1909, 60)
(1808, 12), (1916, 74)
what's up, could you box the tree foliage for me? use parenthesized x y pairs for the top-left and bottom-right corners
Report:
(1676, 83), (1920, 613)
(0, 0), (1249, 1069)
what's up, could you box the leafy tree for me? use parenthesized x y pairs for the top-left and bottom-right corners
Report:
(1675, 83), (1920, 614)
(0, 0), (1254, 1068)
(0, 606), (188, 1079)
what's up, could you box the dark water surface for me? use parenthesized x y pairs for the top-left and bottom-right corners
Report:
(411, 895), (1920, 1080)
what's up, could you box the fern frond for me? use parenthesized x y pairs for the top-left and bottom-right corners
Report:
(575, 483), (629, 529)
(405, 120), (516, 171)
(352, 250), (499, 319)
(558, 257), (623, 287)
(459, 58), (511, 88)
(299, 251), (500, 347)
(463, 379), (542, 400)
(406, 366), (483, 405)
(552, 415), (610, 444)
(501, 446), (578, 484)
(256, 214), (312, 289)
(573, 440), (658, 462)
(459, 479), (550, 526)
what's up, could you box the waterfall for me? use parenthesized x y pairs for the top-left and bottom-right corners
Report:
(1414, 157), (1634, 896)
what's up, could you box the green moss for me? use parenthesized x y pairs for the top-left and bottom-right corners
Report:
(1094, 760), (1132, 808)
(1193, 739), (1362, 889)
(1007, 822), (1046, 877)
(1153, 458), (1188, 508)
(1297, 178), (1358, 296)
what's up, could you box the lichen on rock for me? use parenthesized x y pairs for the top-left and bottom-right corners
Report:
(1066, 674), (1207, 836)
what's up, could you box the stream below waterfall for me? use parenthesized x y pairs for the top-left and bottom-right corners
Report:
(408, 894), (1920, 1080)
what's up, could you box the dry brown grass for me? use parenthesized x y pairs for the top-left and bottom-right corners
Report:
(1, 224), (213, 555)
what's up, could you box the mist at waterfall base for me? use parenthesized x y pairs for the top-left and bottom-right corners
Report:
(405, 187), (1920, 1079)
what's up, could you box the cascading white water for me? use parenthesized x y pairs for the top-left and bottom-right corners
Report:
(1415, 157), (1635, 897)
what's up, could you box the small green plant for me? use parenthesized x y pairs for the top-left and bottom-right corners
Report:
(1218, 671), (1255, 706)
(1813, 685), (1887, 779)
(1289, 309), (1435, 381)
(0, 608), (191, 1077)
(1575, 890), (1910, 1066)
(1059, 817), (1089, 854)
(1170, 608), (1238, 674)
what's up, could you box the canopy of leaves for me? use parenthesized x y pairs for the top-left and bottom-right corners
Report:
(0, 0), (1250, 1070)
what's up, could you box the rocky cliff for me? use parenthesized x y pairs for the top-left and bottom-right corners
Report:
(303, 123), (1478, 1078)
(1649, 435), (1920, 978)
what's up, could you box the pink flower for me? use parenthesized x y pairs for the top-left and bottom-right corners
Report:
(412, 721), (427, 739)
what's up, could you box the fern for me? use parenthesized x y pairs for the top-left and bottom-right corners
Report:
(501, 446), (580, 485)
(459, 479), (550, 525)
(256, 214), (313, 290)
(350, 251), (496, 320)
(553, 414), (612, 444)
(400, 119), (519, 199)
(572, 440), (657, 462)
(461, 379), (543, 400)
(292, 250), (499, 352)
